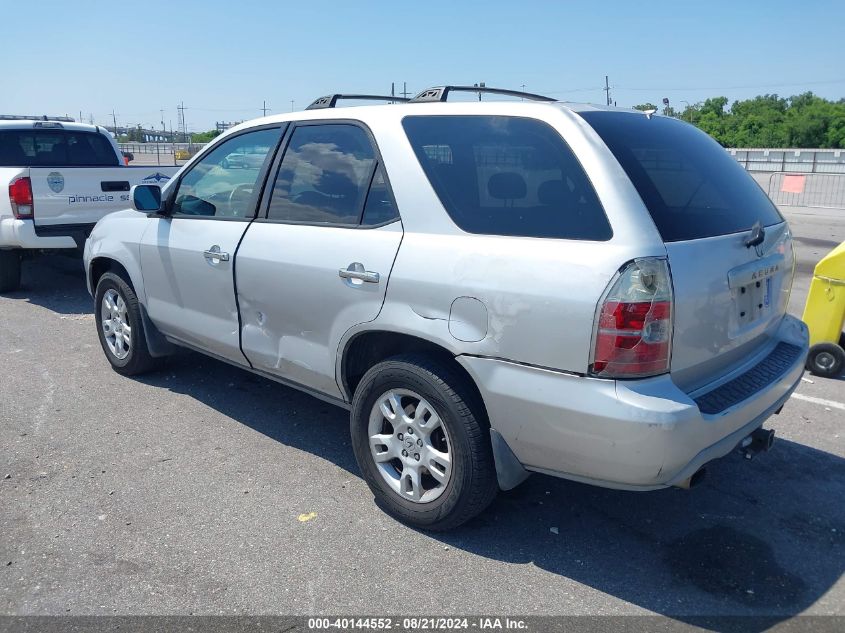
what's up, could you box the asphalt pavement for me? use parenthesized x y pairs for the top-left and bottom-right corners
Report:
(1, 205), (843, 626)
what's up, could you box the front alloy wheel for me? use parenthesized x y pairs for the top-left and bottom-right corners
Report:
(100, 288), (132, 360)
(369, 389), (452, 503)
(94, 272), (161, 376)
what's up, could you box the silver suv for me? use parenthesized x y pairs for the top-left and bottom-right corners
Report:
(84, 86), (809, 530)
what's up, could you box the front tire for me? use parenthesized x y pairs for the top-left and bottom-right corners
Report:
(94, 272), (160, 375)
(350, 354), (498, 530)
(0, 250), (22, 293)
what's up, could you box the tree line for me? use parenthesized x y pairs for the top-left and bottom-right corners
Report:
(634, 92), (845, 148)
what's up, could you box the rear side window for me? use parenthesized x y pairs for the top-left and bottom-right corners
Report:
(402, 115), (611, 240)
(0, 130), (119, 166)
(580, 111), (783, 242)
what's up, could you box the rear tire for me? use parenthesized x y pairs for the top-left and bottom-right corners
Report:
(350, 354), (498, 531)
(0, 250), (22, 293)
(806, 342), (845, 378)
(94, 272), (161, 375)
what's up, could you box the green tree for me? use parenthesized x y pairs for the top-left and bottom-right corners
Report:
(649, 92), (845, 149)
(191, 129), (223, 143)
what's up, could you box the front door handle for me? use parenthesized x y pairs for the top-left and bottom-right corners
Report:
(203, 246), (230, 262)
(339, 262), (379, 284)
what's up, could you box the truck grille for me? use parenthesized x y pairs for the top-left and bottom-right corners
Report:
(693, 342), (803, 415)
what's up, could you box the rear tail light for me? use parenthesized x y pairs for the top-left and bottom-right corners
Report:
(590, 257), (674, 379)
(9, 176), (34, 219)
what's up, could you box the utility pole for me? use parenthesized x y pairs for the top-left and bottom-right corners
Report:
(111, 109), (118, 137)
(177, 102), (187, 143)
(604, 76), (612, 106)
(400, 82), (410, 99)
(79, 110), (82, 123)
(290, 100), (295, 112)
(262, 100), (269, 116)
(391, 82), (395, 103)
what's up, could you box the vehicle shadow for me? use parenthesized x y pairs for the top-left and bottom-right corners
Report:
(7, 252), (92, 315)
(137, 349), (844, 632)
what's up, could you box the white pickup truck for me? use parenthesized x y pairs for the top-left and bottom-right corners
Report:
(0, 118), (179, 291)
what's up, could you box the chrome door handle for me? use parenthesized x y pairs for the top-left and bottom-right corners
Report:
(339, 262), (380, 284)
(203, 248), (229, 262)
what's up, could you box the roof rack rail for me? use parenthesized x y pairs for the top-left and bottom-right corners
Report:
(0, 114), (76, 122)
(410, 86), (556, 103)
(306, 94), (411, 110)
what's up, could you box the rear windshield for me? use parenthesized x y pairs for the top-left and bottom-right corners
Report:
(579, 111), (782, 242)
(0, 129), (119, 167)
(402, 115), (612, 240)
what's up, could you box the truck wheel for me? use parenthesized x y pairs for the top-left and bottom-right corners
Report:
(94, 272), (161, 376)
(350, 354), (498, 530)
(806, 342), (845, 378)
(0, 250), (22, 293)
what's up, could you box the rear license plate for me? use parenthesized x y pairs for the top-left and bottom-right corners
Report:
(736, 278), (773, 327)
(727, 254), (782, 329)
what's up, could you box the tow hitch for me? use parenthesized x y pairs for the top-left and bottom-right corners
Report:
(739, 427), (775, 460)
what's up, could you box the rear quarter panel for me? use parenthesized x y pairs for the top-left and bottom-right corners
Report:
(350, 103), (665, 374)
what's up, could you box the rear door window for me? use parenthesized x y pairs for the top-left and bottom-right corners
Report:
(267, 124), (377, 225)
(0, 130), (119, 166)
(402, 115), (612, 240)
(579, 111), (783, 242)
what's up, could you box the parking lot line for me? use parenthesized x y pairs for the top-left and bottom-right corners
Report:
(791, 392), (845, 411)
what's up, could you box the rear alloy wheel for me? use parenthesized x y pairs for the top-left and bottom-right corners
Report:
(350, 354), (498, 530)
(0, 250), (22, 293)
(806, 342), (845, 378)
(94, 272), (161, 375)
(368, 389), (454, 503)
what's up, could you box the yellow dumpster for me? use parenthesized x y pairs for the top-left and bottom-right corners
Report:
(802, 241), (845, 377)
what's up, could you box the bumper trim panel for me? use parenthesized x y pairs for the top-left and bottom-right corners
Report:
(693, 342), (803, 415)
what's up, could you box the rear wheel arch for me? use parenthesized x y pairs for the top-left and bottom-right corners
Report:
(340, 330), (488, 423)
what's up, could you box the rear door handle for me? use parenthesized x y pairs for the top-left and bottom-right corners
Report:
(203, 247), (230, 262)
(339, 262), (379, 284)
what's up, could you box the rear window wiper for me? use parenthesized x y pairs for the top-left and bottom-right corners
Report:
(744, 221), (765, 248)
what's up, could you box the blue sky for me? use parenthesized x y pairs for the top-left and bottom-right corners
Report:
(3, 0), (843, 132)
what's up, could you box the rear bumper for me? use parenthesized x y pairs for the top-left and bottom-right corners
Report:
(0, 218), (77, 250)
(458, 314), (809, 490)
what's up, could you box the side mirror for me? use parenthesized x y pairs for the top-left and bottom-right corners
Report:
(130, 184), (162, 213)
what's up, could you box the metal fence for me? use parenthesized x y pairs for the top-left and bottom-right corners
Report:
(729, 148), (845, 174)
(767, 173), (845, 209)
(118, 142), (207, 155)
